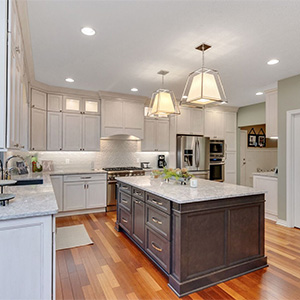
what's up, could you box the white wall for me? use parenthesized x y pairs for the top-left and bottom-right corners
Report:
(6, 140), (168, 171)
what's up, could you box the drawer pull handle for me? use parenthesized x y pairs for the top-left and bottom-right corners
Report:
(80, 176), (92, 179)
(152, 217), (162, 225)
(135, 192), (142, 196)
(122, 186), (129, 190)
(122, 217), (128, 223)
(135, 200), (141, 204)
(121, 199), (128, 204)
(152, 199), (163, 206)
(151, 242), (162, 252)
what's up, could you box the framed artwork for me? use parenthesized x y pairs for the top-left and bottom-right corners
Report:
(257, 128), (266, 147)
(248, 128), (257, 147)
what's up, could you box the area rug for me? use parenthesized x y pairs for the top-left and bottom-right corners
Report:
(56, 224), (93, 250)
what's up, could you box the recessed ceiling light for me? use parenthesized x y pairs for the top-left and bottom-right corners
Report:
(81, 27), (96, 36)
(267, 59), (279, 65)
(182, 96), (188, 99)
(131, 88), (138, 92)
(256, 92), (263, 96)
(65, 78), (74, 83)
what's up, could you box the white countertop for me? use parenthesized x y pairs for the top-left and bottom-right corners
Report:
(0, 173), (58, 221)
(252, 172), (278, 178)
(49, 169), (107, 176)
(116, 176), (265, 204)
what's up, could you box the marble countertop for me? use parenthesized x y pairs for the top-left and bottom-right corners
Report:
(50, 169), (107, 176)
(116, 176), (266, 204)
(252, 172), (278, 178)
(0, 173), (58, 221)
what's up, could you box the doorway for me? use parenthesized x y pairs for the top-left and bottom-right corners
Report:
(287, 109), (300, 228)
(239, 130), (247, 186)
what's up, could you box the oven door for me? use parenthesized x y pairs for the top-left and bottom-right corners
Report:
(210, 163), (225, 182)
(107, 180), (117, 210)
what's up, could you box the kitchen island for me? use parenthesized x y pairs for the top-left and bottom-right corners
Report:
(115, 176), (268, 297)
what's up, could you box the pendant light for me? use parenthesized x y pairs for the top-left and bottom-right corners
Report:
(181, 44), (227, 107)
(147, 70), (180, 117)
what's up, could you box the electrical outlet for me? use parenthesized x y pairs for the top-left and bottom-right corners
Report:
(65, 158), (70, 164)
(136, 158), (140, 163)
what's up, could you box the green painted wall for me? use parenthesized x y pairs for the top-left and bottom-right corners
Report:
(237, 102), (265, 127)
(277, 74), (300, 220)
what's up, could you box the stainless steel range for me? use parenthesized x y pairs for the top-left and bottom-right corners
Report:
(103, 167), (145, 211)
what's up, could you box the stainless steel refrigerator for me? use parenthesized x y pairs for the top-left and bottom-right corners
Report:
(176, 135), (210, 179)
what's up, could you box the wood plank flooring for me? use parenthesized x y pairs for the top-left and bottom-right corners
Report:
(56, 213), (300, 300)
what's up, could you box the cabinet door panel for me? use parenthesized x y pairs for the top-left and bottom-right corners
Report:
(177, 107), (190, 134)
(225, 151), (236, 184)
(31, 108), (46, 151)
(132, 197), (145, 247)
(64, 182), (85, 211)
(123, 101), (144, 130)
(63, 96), (82, 113)
(83, 99), (100, 115)
(190, 109), (204, 135)
(20, 82), (29, 150)
(82, 115), (100, 151)
(102, 99), (123, 128)
(48, 94), (63, 112)
(86, 181), (106, 208)
(265, 91), (278, 138)
(47, 112), (62, 151)
(31, 89), (46, 110)
(156, 119), (169, 151)
(142, 119), (156, 151)
(51, 176), (63, 211)
(63, 113), (82, 150)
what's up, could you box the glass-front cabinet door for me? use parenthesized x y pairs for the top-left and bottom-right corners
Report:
(63, 96), (82, 113)
(83, 99), (100, 115)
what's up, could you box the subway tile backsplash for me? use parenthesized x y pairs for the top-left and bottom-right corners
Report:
(5, 140), (168, 171)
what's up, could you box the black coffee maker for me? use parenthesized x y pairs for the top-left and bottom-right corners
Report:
(157, 155), (167, 169)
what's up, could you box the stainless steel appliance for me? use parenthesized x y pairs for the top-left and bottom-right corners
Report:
(210, 139), (225, 158)
(176, 135), (210, 179)
(209, 158), (225, 182)
(157, 155), (167, 169)
(103, 167), (145, 211)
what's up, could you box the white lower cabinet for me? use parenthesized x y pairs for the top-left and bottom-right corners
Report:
(50, 175), (63, 211)
(142, 118), (169, 151)
(0, 215), (54, 300)
(31, 107), (47, 151)
(86, 181), (107, 208)
(64, 182), (86, 211)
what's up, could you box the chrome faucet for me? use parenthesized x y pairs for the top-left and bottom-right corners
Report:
(4, 155), (28, 179)
(0, 159), (3, 180)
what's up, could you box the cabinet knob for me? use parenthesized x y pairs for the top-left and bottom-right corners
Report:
(60, 109), (62, 112)
(32, 147), (35, 150)
(14, 143), (19, 147)
(32, 105), (35, 108)
(21, 145), (25, 149)
(60, 148), (62, 151)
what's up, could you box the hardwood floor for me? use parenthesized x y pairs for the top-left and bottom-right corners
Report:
(56, 213), (300, 300)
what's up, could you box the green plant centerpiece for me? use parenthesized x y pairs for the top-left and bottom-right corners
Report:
(162, 167), (193, 185)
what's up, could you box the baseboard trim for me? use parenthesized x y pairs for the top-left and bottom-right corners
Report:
(265, 213), (277, 222)
(276, 219), (289, 227)
(57, 207), (106, 217)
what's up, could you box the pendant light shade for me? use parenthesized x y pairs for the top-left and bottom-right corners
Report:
(148, 70), (180, 117)
(181, 44), (227, 107)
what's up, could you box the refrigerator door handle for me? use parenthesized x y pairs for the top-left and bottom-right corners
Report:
(195, 140), (200, 168)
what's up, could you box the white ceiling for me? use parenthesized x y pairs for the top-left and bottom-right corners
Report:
(27, 0), (300, 107)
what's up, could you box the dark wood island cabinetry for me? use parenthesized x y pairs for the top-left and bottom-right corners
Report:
(115, 177), (268, 297)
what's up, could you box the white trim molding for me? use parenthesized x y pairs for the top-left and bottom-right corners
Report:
(276, 219), (289, 227)
(286, 109), (300, 228)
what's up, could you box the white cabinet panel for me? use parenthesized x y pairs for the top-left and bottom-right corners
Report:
(204, 110), (225, 140)
(224, 112), (237, 152)
(63, 113), (82, 150)
(0, 215), (53, 300)
(190, 109), (204, 135)
(176, 107), (204, 135)
(51, 175), (63, 211)
(142, 119), (156, 151)
(123, 101), (144, 138)
(32, 89), (47, 110)
(86, 181), (107, 208)
(47, 112), (62, 151)
(82, 115), (100, 151)
(83, 99), (100, 115)
(225, 151), (236, 184)
(31, 108), (46, 151)
(265, 90), (278, 138)
(156, 119), (170, 151)
(63, 96), (82, 113)
(102, 99), (123, 129)
(64, 182), (86, 211)
(48, 94), (63, 112)
(177, 107), (190, 134)
(20, 82), (29, 150)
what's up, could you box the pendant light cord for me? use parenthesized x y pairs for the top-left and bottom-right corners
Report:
(161, 74), (164, 88)
(202, 44), (205, 67)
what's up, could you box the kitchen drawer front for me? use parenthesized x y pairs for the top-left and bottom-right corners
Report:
(146, 193), (170, 214)
(145, 227), (170, 273)
(119, 208), (132, 235)
(119, 182), (132, 195)
(146, 205), (170, 240)
(132, 197), (145, 248)
(132, 187), (145, 201)
(119, 191), (132, 212)
(64, 174), (106, 182)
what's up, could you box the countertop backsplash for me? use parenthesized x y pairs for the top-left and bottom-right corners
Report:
(4, 140), (169, 172)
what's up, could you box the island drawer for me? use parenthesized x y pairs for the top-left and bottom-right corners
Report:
(119, 208), (132, 235)
(146, 205), (170, 240)
(146, 193), (171, 214)
(64, 174), (106, 182)
(119, 183), (132, 195)
(132, 187), (145, 201)
(119, 192), (132, 212)
(145, 227), (170, 273)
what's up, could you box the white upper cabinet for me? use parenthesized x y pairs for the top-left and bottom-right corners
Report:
(47, 112), (62, 151)
(142, 118), (169, 151)
(82, 115), (100, 151)
(63, 96), (82, 114)
(204, 109), (225, 140)
(265, 89), (278, 138)
(63, 113), (82, 151)
(224, 111), (237, 152)
(31, 108), (47, 151)
(48, 94), (63, 112)
(19, 82), (29, 150)
(83, 99), (100, 115)
(101, 98), (144, 139)
(176, 107), (204, 135)
(31, 89), (47, 110)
